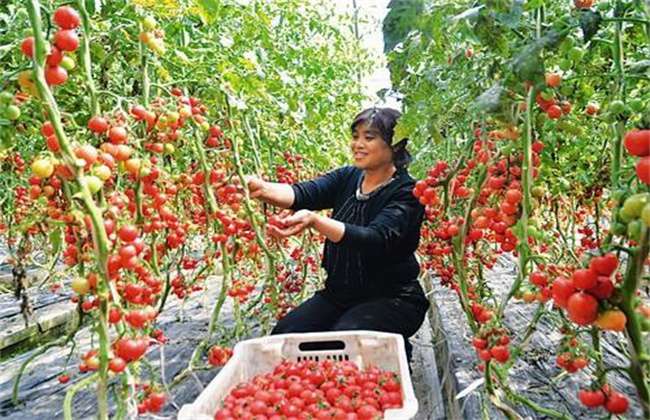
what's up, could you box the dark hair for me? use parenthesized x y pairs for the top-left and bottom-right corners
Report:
(350, 107), (412, 169)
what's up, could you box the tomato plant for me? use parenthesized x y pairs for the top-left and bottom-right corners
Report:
(388, 0), (650, 417)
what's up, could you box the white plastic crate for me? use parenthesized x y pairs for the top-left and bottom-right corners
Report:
(178, 330), (418, 419)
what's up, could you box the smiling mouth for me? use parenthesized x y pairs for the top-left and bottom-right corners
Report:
(354, 152), (367, 158)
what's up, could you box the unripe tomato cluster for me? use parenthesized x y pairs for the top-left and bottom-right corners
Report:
(214, 359), (403, 420)
(138, 16), (166, 55)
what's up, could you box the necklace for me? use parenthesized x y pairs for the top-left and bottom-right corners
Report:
(355, 173), (395, 201)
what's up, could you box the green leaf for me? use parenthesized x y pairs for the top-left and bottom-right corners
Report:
(49, 226), (63, 255)
(512, 29), (566, 82)
(383, 0), (425, 52)
(193, 0), (222, 24)
(628, 60), (650, 74)
(579, 10), (602, 43)
(474, 84), (505, 114)
(493, 0), (524, 29)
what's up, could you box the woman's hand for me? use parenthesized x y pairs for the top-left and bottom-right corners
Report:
(268, 210), (315, 238)
(245, 175), (268, 199)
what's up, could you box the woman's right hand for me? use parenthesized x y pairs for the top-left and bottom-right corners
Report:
(245, 176), (267, 199)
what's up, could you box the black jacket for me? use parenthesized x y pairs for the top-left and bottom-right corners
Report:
(291, 166), (425, 305)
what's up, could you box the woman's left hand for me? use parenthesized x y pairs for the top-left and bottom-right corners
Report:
(267, 210), (315, 238)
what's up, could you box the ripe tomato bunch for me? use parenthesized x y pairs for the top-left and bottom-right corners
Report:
(550, 253), (625, 328)
(578, 384), (629, 415)
(21, 6), (80, 86)
(623, 128), (650, 185)
(208, 345), (234, 367)
(535, 76), (572, 121)
(472, 329), (511, 366)
(554, 335), (589, 374)
(214, 359), (403, 420)
(276, 152), (304, 184)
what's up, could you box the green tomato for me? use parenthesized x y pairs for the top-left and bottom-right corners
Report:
(629, 98), (645, 113)
(608, 100), (626, 115)
(559, 58), (573, 71)
(61, 56), (76, 71)
(621, 193), (649, 221)
(559, 37), (575, 54)
(83, 175), (103, 194)
(531, 186), (545, 199)
(559, 84), (574, 97)
(596, 1), (610, 11)
(612, 222), (627, 236)
(0, 91), (13, 105)
(5, 105), (20, 121)
(580, 83), (595, 97)
(164, 143), (175, 154)
(627, 219), (644, 241)
(568, 47), (584, 62)
(527, 226), (539, 237)
(611, 189), (626, 203)
(143, 16), (157, 31)
(540, 89), (554, 101)
(641, 203), (650, 227)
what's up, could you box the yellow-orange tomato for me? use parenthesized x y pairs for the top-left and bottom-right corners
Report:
(595, 310), (627, 332)
(522, 291), (537, 303)
(71, 276), (90, 295)
(125, 158), (141, 175)
(32, 158), (54, 178)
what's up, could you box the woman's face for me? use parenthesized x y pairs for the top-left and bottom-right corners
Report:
(351, 123), (394, 170)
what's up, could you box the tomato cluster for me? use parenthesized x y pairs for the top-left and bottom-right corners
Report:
(208, 345), (234, 367)
(472, 329), (511, 366)
(623, 129), (650, 185)
(550, 253), (626, 328)
(578, 384), (629, 415)
(214, 359), (403, 420)
(21, 6), (80, 86)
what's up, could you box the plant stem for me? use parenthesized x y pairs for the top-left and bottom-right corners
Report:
(26, 2), (114, 418)
(620, 228), (650, 417)
(76, 0), (99, 116)
(498, 86), (535, 317)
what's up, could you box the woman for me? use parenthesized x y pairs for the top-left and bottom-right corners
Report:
(246, 107), (429, 361)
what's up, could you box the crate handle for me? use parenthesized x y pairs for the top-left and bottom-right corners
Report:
(298, 340), (345, 352)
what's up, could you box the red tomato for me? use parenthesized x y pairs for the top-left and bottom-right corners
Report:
(490, 345), (509, 363)
(589, 253), (618, 276)
(605, 391), (629, 414)
(578, 389), (605, 408)
(624, 129), (650, 157)
(567, 292), (599, 325)
(636, 156), (650, 185)
(530, 271), (548, 287)
(108, 357), (126, 373)
(45, 66), (68, 85)
(572, 268), (598, 290)
(53, 29), (79, 51)
(118, 224), (138, 242)
(53, 6), (81, 29)
(108, 126), (128, 144)
(551, 276), (575, 308)
(88, 116), (109, 134)
(21, 37), (35, 57)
